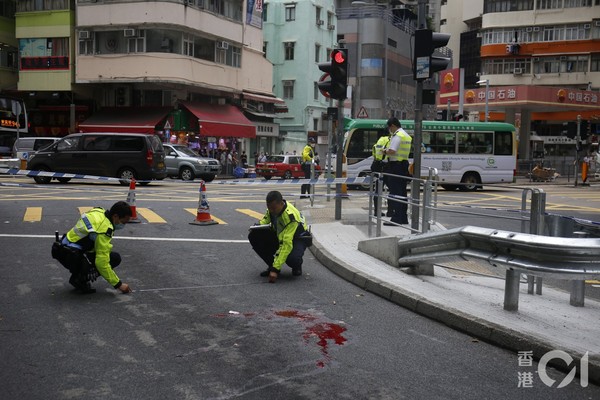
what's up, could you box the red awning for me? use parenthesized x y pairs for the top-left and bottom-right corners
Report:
(180, 102), (256, 138)
(78, 107), (171, 134)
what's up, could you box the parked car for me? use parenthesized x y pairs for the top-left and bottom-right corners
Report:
(256, 154), (322, 180)
(163, 144), (221, 182)
(12, 137), (60, 160)
(27, 132), (167, 185)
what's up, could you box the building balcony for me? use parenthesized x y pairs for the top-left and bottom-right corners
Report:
(77, 0), (244, 45)
(76, 52), (244, 93)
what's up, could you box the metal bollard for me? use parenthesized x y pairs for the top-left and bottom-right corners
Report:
(570, 231), (589, 307)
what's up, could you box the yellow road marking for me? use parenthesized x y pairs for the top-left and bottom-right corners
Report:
(236, 208), (264, 220)
(137, 207), (166, 223)
(586, 280), (600, 285)
(184, 208), (226, 224)
(23, 207), (42, 222)
(78, 206), (93, 215)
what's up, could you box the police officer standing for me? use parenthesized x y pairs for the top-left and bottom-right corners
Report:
(371, 131), (391, 216)
(383, 118), (412, 225)
(301, 137), (316, 198)
(58, 201), (133, 294)
(248, 190), (311, 283)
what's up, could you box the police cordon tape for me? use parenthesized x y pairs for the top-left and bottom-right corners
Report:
(0, 167), (371, 186)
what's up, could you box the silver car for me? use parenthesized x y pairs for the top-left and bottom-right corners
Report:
(164, 144), (221, 181)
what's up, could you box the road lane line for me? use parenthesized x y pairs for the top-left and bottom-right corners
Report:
(237, 208), (264, 220)
(23, 207), (42, 222)
(137, 207), (166, 223)
(0, 233), (248, 243)
(78, 206), (93, 215)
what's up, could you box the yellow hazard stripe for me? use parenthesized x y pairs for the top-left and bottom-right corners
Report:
(23, 207), (42, 222)
(236, 208), (264, 220)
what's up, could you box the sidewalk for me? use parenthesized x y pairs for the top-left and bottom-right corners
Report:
(301, 197), (600, 384)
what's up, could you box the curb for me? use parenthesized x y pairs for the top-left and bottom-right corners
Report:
(309, 237), (600, 385)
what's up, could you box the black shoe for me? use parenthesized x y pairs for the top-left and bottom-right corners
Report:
(259, 270), (270, 277)
(383, 221), (395, 226)
(292, 267), (302, 276)
(80, 284), (96, 294)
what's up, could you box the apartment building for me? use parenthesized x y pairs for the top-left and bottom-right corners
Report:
(440, 0), (600, 161)
(12, 0), (280, 158)
(262, 0), (337, 156)
(0, 0), (17, 92)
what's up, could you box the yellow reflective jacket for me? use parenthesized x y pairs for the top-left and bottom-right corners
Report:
(65, 207), (120, 286)
(302, 144), (314, 163)
(372, 135), (390, 161)
(259, 201), (308, 271)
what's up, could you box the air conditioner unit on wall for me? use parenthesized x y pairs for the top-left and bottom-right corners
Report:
(317, 20), (324, 26)
(475, 72), (482, 77)
(595, 20), (600, 27)
(124, 29), (137, 38)
(583, 24), (591, 29)
(216, 41), (229, 50)
(513, 68), (523, 75)
(327, 24), (335, 30)
(78, 31), (90, 40)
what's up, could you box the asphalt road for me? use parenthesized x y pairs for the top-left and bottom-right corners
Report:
(1, 177), (599, 399)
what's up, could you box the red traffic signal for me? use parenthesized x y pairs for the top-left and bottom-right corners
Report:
(318, 49), (348, 100)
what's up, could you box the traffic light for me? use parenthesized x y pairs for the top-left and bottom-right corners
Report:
(318, 49), (348, 100)
(413, 29), (451, 81)
(565, 122), (577, 139)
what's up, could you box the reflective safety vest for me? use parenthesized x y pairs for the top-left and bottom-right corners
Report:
(302, 144), (314, 163)
(65, 208), (121, 286)
(372, 135), (390, 161)
(259, 200), (308, 271)
(388, 128), (412, 162)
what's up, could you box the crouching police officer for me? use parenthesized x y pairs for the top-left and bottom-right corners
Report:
(248, 190), (312, 283)
(53, 201), (133, 294)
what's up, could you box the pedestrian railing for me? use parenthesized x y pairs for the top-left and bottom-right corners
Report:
(364, 171), (600, 310)
(394, 225), (600, 311)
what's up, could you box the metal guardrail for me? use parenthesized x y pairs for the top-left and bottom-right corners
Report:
(363, 170), (600, 310)
(395, 225), (600, 311)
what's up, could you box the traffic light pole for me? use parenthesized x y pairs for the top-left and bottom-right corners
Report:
(335, 98), (344, 220)
(574, 114), (582, 187)
(410, 0), (428, 231)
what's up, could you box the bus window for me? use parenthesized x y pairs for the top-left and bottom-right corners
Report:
(345, 128), (384, 164)
(494, 131), (512, 155)
(424, 131), (457, 153)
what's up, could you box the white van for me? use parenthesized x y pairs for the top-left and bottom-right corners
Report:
(12, 137), (60, 160)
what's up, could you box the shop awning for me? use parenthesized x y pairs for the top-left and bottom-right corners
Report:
(180, 102), (256, 138)
(242, 91), (285, 104)
(78, 107), (171, 134)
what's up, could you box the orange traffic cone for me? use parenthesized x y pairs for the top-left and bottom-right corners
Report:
(126, 178), (141, 223)
(190, 180), (218, 226)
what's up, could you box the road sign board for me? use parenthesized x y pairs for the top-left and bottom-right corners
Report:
(357, 106), (369, 119)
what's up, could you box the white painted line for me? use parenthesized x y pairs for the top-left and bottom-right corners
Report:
(0, 233), (248, 243)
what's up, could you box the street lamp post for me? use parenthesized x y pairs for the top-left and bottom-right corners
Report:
(476, 79), (489, 122)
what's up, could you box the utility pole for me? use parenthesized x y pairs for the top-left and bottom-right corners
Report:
(575, 114), (582, 187)
(335, 98), (344, 220)
(410, 0), (428, 231)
